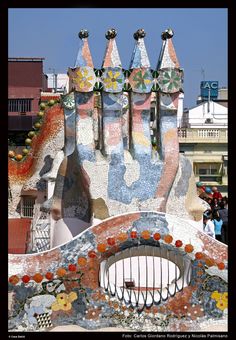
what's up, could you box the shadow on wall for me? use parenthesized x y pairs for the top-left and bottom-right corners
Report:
(16, 200), (21, 215)
(52, 151), (93, 223)
(36, 155), (54, 191)
(39, 155), (54, 177)
(50, 151), (94, 247)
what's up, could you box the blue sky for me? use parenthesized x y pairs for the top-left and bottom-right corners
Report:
(8, 8), (227, 108)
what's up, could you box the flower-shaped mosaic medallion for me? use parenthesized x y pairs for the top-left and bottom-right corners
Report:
(61, 92), (75, 110)
(101, 67), (125, 93)
(157, 68), (183, 94)
(129, 68), (154, 93)
(211, 291), (228, 311)
(69, 66), (96, 92)
(108, 93), (129, 108)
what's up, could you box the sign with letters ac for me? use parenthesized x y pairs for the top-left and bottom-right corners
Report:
(200, 81), (218, 99)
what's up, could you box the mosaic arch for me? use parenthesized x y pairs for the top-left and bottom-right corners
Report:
(8, 28), (227, 332)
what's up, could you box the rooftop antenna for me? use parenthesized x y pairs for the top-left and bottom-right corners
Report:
(48, 68), (58, 93)
(201, 67), (205, 81)
(207, 86), (211, 113)
(200, 68), (210, 114)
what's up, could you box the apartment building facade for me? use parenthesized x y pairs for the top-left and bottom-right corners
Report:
(8, 57), (48, 146)
(178, 87), (228, 195)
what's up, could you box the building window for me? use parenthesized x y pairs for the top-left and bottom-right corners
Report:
(8, 99), (32, 113)
(21, 196), (35, 218)
(194, 163), (222, 183)
(196, 163), (220, 175)
(198, 168), (217, 175)
(222, 156), (228, 176)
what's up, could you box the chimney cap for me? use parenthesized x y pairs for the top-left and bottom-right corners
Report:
(161, 28), (174, 40)
(133, 28), (146, 40)
(105, 28), (117, 40)
(78, 29), (89, 39)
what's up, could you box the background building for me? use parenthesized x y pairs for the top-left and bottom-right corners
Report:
(197, 86), (228, 108)
(8, 57), (48, 148)
(40, 73), (69, 103)
(178, 83), (228, 196)
(46, 73), (69, 94)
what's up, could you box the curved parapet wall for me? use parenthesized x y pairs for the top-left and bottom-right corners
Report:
(8, 211), (227, 332)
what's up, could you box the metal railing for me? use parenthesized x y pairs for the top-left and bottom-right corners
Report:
(198, 174), (222, 182)
(27, 204), (50, 253)
(100, 245), (192, 311)
(21, 197), (35, 218)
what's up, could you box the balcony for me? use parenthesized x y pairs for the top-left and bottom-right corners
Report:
(197, 174), (222, 184)
(178, 128), (227, 143)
